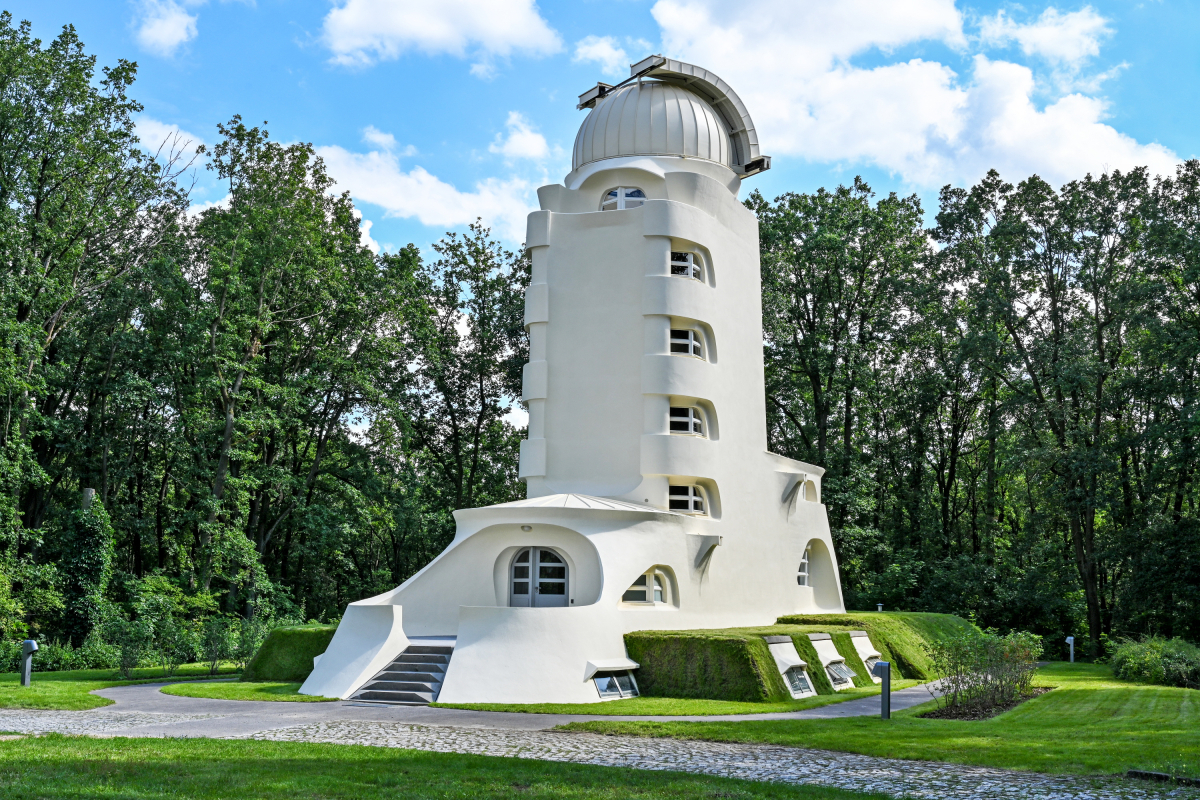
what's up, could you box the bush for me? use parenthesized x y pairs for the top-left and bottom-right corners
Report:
(929, 629), (1042, 712)
(1111, 637), (1200, 689)
(241, 624), (337, 682)
(0, 636), (119, 673)
(623, 631), (788, 702)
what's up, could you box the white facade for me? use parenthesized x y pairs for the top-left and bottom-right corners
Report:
(301, 56), (845, 704)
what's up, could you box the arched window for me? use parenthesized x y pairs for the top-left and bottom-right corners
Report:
(621, 568), (672, 604)
(509, 548), (568, 607)
(797, 546), (811, 586)
(601, 187), (646, 211)
(669, 485), (705, 514)
(670, 251), (702, 280)
(669, 406), (704, 436)
(670, 328), (703, 358)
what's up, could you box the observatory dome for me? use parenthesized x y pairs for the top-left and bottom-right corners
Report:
(572, 80), (733, 172)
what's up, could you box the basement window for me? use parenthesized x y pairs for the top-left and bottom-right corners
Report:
(784, 666), (813, 697)
(670, 328), (703, 358)
(826, 661), (857, 687)
(670, 251), (702, 280)
(601, 187), (646, 211)
(669, 485), (705, 514)
(669, 406), (704, 436)
(593, 670), (640, 699)
(865, 656), (880, 673)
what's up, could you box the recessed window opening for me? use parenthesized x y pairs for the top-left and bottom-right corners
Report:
(797, 546), (811, 586)
(865, 656), (880, 673)
(669, 406), (704, 436)
(601, 187), (646, 211)
(826, 660), (857, 687)
(622, 569), (671, 604)
(670, 251), (702, 280)
(784, 666), (813, 697)
(670, 329), (703, 358)
(669, 485), (706, 514)
(593, 670), (639, 699)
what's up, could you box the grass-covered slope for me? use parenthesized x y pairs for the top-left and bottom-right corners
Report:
(241, 625), (337, 683)
(775, 612), (977, 680)
(623, 631), (789, 702)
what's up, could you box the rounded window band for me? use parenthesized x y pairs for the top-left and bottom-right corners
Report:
(670, 328), (703, 358)
(601, 187), (646, 211)
(670, 251), (702, 280)
(669, 485), (705, 514)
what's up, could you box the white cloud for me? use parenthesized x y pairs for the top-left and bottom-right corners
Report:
(317, 144), (535, 243)
(574, 35), (629, 78)
(135, 116), (207, 171)
(650, 0), (1178, 187)
(489, 112), (550, 161)
(361, 125), (417, 156)
(354, 210), (382, 254)
(322, 0), (562, 70)
(187, 194), (230, 218)
(979, 7), (1111, 67)
(133, 0), (202, 57)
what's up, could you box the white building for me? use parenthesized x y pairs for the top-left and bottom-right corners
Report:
(301, 56), (845, 705)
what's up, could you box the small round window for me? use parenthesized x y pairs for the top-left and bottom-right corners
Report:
(601, 187), (646, 211)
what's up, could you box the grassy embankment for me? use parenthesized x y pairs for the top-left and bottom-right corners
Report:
(0, 663), (240, 710)
(565, 663), (1200, 778)
(0, 735), (888, 800)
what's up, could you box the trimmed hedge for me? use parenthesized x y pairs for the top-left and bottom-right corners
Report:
(241, 624), (337, 683)
(623, 631), (789, 702)
(776, 612), (977, 680)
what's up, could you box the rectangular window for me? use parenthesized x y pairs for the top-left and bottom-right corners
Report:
(594, 671), (640, 699)
(669, 485), (705, 513)
(785, 667), (812, 696)
(669, 407), (703, 435)
(670, 251), (701, 280)
(622, 574), (648, 602)
(670, 329), (702, 357)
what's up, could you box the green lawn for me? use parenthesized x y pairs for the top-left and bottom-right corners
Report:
(0, 663), (240, 710)
(564, 664), (1200, 778)
(162, 680), (336, 702)
(434, 679), (918, 716)
(0, 735), (887, 800)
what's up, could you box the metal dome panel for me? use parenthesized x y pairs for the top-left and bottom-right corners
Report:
(572, 81), (733, 171)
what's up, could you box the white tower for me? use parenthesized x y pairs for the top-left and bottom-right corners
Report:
(301, 57), (845, 705)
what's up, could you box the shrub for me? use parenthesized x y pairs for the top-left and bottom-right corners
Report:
(929, 629), (1042, 712)
(200, 617), (235, 676)
(622, 631), (789, 702)
(1111, 637), (1200, 689)
(241, 624), (337, 682)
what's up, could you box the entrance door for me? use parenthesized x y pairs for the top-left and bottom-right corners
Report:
(510, 548), (568, 607)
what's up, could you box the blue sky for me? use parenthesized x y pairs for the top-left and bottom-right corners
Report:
(9, 0), (1198, 252)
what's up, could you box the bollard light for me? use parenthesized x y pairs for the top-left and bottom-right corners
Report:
(20, 639), (37, 687)
(877, 603), (883, 612)
(1065, 636), (1075, 664)
(872, 660), (891, 719)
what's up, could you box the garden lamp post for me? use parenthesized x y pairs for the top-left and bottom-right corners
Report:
(20, 640), (37, 687)
(872, 660), (891, 719)
(877, 603), (883, 612)
(1065, 636), (1075, 663)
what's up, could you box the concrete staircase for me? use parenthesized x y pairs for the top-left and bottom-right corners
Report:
(348, 642), (454, 705)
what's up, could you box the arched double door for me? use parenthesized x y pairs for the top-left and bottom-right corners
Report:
(509, 548), (569, 607)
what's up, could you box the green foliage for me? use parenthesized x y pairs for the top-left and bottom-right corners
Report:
(1111, 637), (1200, 689)
(927, 629), (1042, 711)
(777, 613), (977, 680)
(55, 501), (114, 645)
(241, 624), (337, 683)
(623, 631), (789, 702)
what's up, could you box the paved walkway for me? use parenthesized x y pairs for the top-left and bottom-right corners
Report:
(0, 681), (1195, 800)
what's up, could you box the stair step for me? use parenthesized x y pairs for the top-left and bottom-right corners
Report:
(392, 654), (450, 665)
(406, 645), (454, 655)
(375, 670), (444, 683)
(355, 689), (435, 704)
(362, 680), (438, 692)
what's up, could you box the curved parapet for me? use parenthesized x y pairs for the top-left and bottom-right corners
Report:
(298, 602), (409, 699)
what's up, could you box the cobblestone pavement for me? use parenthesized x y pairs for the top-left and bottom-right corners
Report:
(2, 704), (1197, 800)
(243, 720), (1200, 800)
(0, 709), (224, 735)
